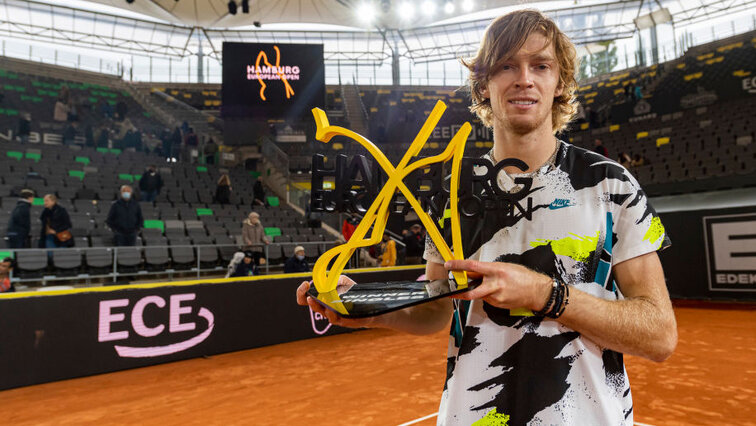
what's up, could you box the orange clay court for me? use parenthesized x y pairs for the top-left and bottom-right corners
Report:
(4, 301), (755, 426)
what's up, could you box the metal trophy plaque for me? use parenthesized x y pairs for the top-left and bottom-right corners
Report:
(306, 100), (480, 318)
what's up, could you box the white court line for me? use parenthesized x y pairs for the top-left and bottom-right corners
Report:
(398, 413), (654, 426)
(397, 412), (438, 426)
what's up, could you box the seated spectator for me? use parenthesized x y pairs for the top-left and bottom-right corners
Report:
(0, 257), (15, 293)
(402, 224), (425, 264)
(39, 194), (74, 249)
(618, 152), (632, 169)
(226, 251), (257, 278)
(242, 212), (269, 266)
(284, 246), (309, 273)
(632, 154), (647, 167)
(139, 165), (163, 203)
(106, 185), (143, 246)
(379, 232), (396, 267)
(6, 189), (34, 249)
(215, 174), (232, 204)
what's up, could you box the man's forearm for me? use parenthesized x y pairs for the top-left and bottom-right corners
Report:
(557, 288), (677, 362)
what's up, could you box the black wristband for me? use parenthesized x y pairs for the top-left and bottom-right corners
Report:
(534, 278), (558, 317)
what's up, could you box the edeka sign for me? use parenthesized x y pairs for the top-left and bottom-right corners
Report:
(0, 268), (422, 390)
(98, 293), (215, 358)
(703, 213), (756, 292)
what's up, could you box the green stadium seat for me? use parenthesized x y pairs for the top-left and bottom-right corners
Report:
(96, 147), (109, 153)
(196, 166), (208, 172)
(134, 174), (141, 181)
(196, 208), (213, 216)
(110, 148), (122, 155)
(32, 197), (44, 206)
(75, 156), (90, 165)
(144, 220), (165, 233)
(264, 227), (282, 237)
(68, 170), (85, 180)
(267, 196), (280, 207)
(25, 152), (41, 162)
(0, 250), (13, 259)
(249, 171), (261, 178)
(118, 174), (133, 182)
(6, 151), (22, 160)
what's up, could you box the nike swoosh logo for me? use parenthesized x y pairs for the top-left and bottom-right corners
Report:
(549, 203), (573, 210)
(114, 307), (214, 358)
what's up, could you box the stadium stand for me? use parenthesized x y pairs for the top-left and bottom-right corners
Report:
(1, 27), (754, 285)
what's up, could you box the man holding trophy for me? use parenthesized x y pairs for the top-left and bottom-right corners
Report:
(298, 9), (676, 425)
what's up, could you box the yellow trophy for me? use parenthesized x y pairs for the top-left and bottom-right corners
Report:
(306, 100), (481, 318)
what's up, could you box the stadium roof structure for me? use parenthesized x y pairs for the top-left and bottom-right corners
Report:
(0, 0), (754, 65)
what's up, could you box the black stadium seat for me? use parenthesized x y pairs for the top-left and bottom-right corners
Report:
(52, 249), (82, 276)
(16, 250), (48, 278)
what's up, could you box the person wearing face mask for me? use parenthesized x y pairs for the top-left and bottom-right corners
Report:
(106, 185), (144, 246)
(284, 246), (309, 274)
(242, 212), (270, 268)
(378, 232), (396, 267)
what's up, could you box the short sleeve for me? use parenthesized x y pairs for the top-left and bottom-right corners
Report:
(612, 177), (671, 265)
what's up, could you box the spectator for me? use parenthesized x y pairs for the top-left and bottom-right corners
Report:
(634, 85), (643, 101)
(0, 257), (15, 293)
(632, 154), (647, 167)
(53, 98), (69, 122)
(204, 138), (218, 165)
(379, 232), (396, 267)
(39, 194), (73, 249)
(342, 214), (359, 242)
(63, 121), (77, 146)
(106, 185), (143, 246)
(402, 224), (425, 264)
(618, 152), (632, 169)
(115, 101), (128, 121)
(16, 112), (31, 143)
(171, 126), (182, 161)
(593, 138), (608, 158)
(6, 189), (34, 249)
(84, 124), (95, 147)
(284, 246), (309, 273)
(139, 165), (163, 202)
(226, 251), (257, 278)
(215, 174), (232, 204)
(242, 212), (269, 267)
(253, 178), (266, 206)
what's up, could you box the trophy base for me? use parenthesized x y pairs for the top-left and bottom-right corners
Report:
(306, 278), (481, 318)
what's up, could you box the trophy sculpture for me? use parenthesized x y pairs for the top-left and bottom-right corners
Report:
(305, 100), (481, 318)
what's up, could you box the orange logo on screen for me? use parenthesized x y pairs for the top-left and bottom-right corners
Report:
(255, 46), (295, 101)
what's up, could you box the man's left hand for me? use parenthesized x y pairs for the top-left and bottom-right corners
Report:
(444, 259), (553, 311)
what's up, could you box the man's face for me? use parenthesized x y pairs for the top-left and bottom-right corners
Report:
(243, 257), (253, 264)
(482, 32), (563, 135)
(0, 261), (10, 276)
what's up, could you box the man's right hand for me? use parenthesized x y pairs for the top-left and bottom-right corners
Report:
(296, 276), (378, 329)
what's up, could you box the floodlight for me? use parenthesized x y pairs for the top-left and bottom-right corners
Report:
(634, 8), (672, 30)
(358, 2), (376, 23)
(444, 1), (454, 14)
(421, 0), (436, 16)
(228, 0), (237, 15)
(462, 0), (474, 12)
(398, 1), (415, 20)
